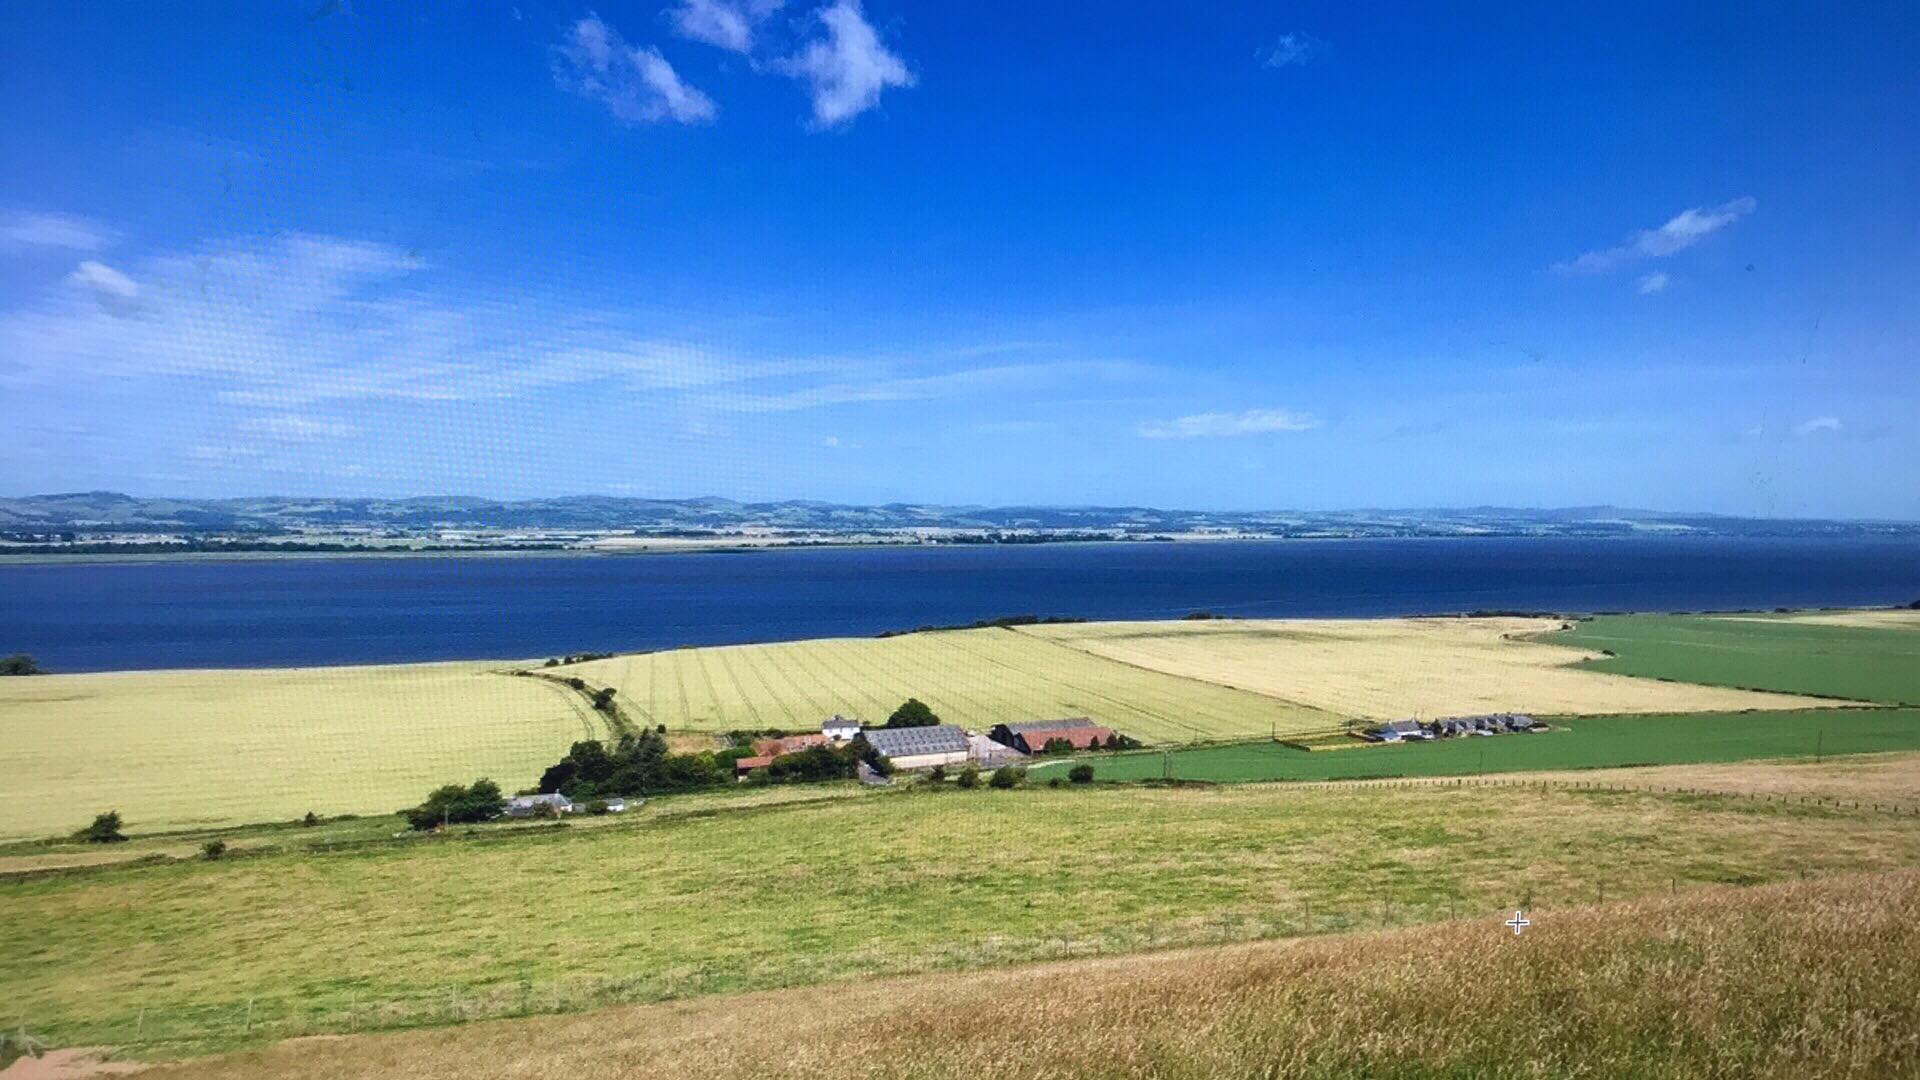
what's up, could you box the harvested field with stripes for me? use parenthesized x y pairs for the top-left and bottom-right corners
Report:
(1018, 616), (1839, 720)
(561, 628), (1340, 743)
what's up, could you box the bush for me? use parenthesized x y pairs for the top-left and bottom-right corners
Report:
(201, 839), (227, 860)
(301, 810), (319, 827)
(927, 765), (947, 782)
(886, 698), (940, 728)
(75, 811), (126, 844)
(989, 765), (1026, 790)
(955, 765), (981, 790)
(1047, 776), (1064, 788)
(586, 799), (610, 815)
(1068, 763), (1096, 784)
(0, 653), (42, 676)
(403, 778), (505, 831)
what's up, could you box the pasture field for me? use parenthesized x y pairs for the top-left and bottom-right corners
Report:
(1018, 617), (1836, 719)
(1561, 613), (1920, 704)
(1040, 708), (1920, 783)
(144, 869), (1920, 1080)
(0, 662), (603, 839)
(6, 779), (1920, 1057)
(562, 627), (1341, 742)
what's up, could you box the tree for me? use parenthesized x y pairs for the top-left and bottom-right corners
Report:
(956, 765), (981, 790)
(76, 811), (126, 844)
(989, 765), (1025, 789)
(927, 765), (947, 782)
(1068, 764), (1095, 784)
(0, 653), (41, 676)
(403, 779), (505, 831)
(301, 811), (320, 827)
(201, 840), (228, 860)
(886, 698), (940, 728)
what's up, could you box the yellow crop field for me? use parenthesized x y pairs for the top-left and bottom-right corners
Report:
(0, 663), (602, 839)
(1721, 609), (1920, 631)
(1017, 617), (1837, 720)
(564, 628), (1341, 743)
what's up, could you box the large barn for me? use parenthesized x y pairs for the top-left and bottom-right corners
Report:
(988, 717), (1114, 754)
(862, 724), (972, 770)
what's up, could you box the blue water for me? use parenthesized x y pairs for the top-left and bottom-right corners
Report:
(4, 537), (1919, 672)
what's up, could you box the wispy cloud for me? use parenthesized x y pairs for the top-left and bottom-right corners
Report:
(1795, 416), (1842, 436)
(238, 415), (358, 441)
(1637, 271), (1670, 295)
(1259, 32), (1326, 69)
(668, 0), (782, 53)
(65, 260), (140, 311)
(2, 210), (117, 252)
(777, 0), (913, 127)
(1555, 197), (1756, 274)
(553, 15), (716, 125)
(1137, 408), (1319, 439)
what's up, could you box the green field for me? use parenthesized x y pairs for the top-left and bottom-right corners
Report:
(1038, 708), (1920, 783)
(6, 779), (1920, 1058)
(1559, 614), (1920, 704)
(565, 628), (1342, 742)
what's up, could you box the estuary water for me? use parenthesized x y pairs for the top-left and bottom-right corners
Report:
(4, 536), (1919, 672)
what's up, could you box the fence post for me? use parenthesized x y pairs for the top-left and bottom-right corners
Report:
(243, 997), (254, 1035)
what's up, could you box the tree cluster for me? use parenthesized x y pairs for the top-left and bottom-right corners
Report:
(403, 778), (505, 831)
(886, 698), (940, 728)
(537, 730), (726, 800)
(0, 653), (42, 676)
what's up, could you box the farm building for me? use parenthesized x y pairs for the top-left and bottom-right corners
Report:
(821, 715), (862, 742)
(1371, 720), (1428, 743)
(502, 793), (574, 818)
(733, 753), (776, 775)
(863, 724), (971, 770)
(989, 717), (1100, 751)
(999, 723), (1116, 754)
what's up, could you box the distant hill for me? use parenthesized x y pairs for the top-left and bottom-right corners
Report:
(1, 491), (1914, 539)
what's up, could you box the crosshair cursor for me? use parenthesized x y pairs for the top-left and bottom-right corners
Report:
(1505, 910), (1531, 936)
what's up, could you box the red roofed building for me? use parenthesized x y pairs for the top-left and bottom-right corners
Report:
(1005, 724), (1115, 755)
(753, 733), (831, 757)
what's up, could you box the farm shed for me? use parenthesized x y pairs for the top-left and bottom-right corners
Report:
(863, 725), (971, 770)
(755, 733), (831, 757)
(989, 717), (1099, 750)
(1004, 724), (1116, 754)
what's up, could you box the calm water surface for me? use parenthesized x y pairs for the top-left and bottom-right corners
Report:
(4, 537), (1919, 672)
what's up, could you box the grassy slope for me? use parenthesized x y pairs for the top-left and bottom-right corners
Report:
(565, 628), (1341, 742)
(1562, 614), (1920, 704)
(1020, 617), (1833, 718)
(1041, 708), (1920, 783)
(5, 781), (1920, 1057)
(0, 663), (604, 839)
(148, 869), (1920, 1080)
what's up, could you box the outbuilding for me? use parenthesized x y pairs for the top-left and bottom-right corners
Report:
(821, 715), (863, 742)
(862, 724), (971, 771)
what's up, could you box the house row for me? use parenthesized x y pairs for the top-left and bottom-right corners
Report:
(1366, 713), (1539, 743)
(501, 793), (636, 818)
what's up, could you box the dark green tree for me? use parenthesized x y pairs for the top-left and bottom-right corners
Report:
(989, 765), (1026, 789)
(0, 653), (41, 676)
(1068, 764), (1096, 784)
(886, 698), (940, 728)
(75, 811), (127, 843)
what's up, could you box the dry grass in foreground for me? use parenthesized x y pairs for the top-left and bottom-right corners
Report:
(1519, 749), (1920, 808)
(144, 869), (1920, 1080)
(1021, 616), (1839, 719)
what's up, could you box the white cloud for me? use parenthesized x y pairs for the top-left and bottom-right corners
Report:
(65, 260), (140, 307)
(553, 15), (716, 125)
(2, 210), (116, 252)
(1260, 32), (1325, 69)
(1637, 271), (1669, 294)
(1555, 197), (1757, 274)
(1137, 408), (1319, 439)
(1795, 416), (1842, 436)
(669, 0), (783, 53)
(778, 0), (913, 127)
(238, 415), (358, 441)
(820, 435), (841, 447)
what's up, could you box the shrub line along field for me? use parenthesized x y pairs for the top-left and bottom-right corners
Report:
(135, 869), (1920, 1080)
(5, 778), (1920, 1060)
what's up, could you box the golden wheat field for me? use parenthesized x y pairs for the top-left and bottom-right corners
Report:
(562, 627), (1342, 741)
(0, 663), (604, 838)
(141, 869), (1920, 1080)
(1018, 617), (1838, 720)
(1723, 609), (1920, 630)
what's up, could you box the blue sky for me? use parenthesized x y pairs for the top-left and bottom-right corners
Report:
(2, 2), (1915, 517)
